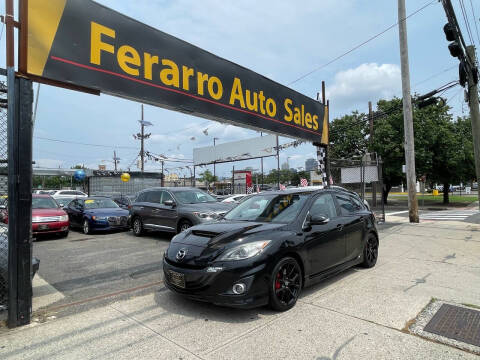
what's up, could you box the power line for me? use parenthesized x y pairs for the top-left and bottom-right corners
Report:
(459, 0), (475, 46)
(468, 0), (480, 47)
(34, 136), (138, 149)
(288, 0), (437, 86)
(413, 65), (457, 88)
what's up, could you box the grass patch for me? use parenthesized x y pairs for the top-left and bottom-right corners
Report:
(390, 195), (477, 204)
(462, 302), (480, 310)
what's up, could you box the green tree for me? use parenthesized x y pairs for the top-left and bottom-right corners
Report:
(330, 111), (368, 159)
(198, 169), (217, 185)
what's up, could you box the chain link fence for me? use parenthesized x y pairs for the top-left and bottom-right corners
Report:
(330, 155), (385, 222)
(0, 76), (8, 310)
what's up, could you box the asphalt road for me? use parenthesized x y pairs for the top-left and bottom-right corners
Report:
(33, 228), (171, 310)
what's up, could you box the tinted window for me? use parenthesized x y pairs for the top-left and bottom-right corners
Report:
(161, 191), (173, 203)
(145, 191), (162, 203)
(62, 191), (75, 195)
(174, 190), (217, 204)
(136, 192), (146, 202)
(68, 200), (78, 209)
(310, 194), (337, 219)
(75, 191), (85, 196)
(336, 194), (356, 215)
(224, 193), (310, 223)
(350, 196), (364, 211)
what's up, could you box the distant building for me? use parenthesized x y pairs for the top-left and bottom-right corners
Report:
(305, 158), (318, 172)
(281, 162), (289, 170)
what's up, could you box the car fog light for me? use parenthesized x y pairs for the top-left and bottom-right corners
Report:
(232, 283), (246, 295)
(206, 266), (223, 273)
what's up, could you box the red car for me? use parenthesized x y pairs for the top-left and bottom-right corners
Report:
(0, 194), (69, 237)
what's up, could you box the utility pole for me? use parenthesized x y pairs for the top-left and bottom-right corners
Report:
(398, 0), (419, 223)
(369, 101), (377, 207)
(113, 150), (120, 171)
(133, 104), (151, 173)
(213, 137), (218, 181)
(466, 46), (480, 210)
(260, 132), (264, 188)
(161, 161), (164, 187)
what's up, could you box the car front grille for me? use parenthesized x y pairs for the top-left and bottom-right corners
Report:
(32, 216), (62, 223)
(107, 216), (128, 226)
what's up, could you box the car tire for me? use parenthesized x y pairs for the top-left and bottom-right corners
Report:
(178, 219), (192, 233)
(83, 219), (90, 235)
(132, 217), (144, 237)
(269, 257), (302, 312)
(361, 233), (378, 268)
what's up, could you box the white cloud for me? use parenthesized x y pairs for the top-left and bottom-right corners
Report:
(327, 63), (401, 115)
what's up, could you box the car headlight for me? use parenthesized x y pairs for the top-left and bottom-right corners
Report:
(193, 212), (219, 219)
(92, 216), (107, 221)
(60, 215), (68, 221)
(219, 240), (271, 261)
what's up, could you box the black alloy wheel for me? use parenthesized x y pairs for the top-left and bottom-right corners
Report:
(362, 234), (378, 268)
(269, 257), (302, 311)
(178, 220), (192, 233)
(132, 217), (144, 237)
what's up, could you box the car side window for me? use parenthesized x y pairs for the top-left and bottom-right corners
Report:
(335, 194), (356, 215)
(310, 194), (337, 219)
(68, 200), (78, 209)
(145, 191), (162, 203)
(350, 196), (364, 212)
(136, 192), (146, 202)
(161, 191), (173, 204)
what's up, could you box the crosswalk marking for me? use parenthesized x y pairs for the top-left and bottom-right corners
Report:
(420, 210), (478, 221)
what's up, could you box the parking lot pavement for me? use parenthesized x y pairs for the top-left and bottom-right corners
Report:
(32, 228), (172, 312)
(1, 220), (479, 359)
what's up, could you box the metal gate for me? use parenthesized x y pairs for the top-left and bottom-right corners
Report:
(0, 75), (8, 313)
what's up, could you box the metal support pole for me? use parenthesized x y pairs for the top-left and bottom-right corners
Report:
(140, 105), (144, 173)
(8, 77), (33, 328)
(398, 0), (419, 222)
(369, 101), (377, 207)
(193, 165), (196, 188)
(232, 166), (235, 194)
(466, 46), (480, 210)
(276, 135), (280, 188)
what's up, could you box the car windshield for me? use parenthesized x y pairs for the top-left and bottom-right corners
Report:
(84, 198), (119, 209)
(32, 197), (59, 209)
(224, 193), (310, 223)
(174, 190), (217, 204)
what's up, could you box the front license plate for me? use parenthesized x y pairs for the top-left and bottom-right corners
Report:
(169, 270), (186, 288)
(38, 224), (49, 230)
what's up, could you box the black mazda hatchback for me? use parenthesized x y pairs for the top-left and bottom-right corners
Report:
(163, 187), (378, 311)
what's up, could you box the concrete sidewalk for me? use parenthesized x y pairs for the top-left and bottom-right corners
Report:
(1, 221), (479, 359)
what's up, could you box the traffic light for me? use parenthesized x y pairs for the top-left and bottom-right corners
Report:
(444, 22), (462, 58)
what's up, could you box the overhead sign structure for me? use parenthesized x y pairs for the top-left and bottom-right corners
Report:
(193, 135), (277, 165)
(24, 0), (328, 143)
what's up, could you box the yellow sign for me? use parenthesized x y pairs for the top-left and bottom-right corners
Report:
(121, 173), (130, 182)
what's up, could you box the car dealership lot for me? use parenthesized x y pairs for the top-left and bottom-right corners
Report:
(1, 216), (478, 359)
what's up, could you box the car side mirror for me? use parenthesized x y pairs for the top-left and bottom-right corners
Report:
(58, 203), (64, 208)
(0, 205), (6, 210)
(310, 214), (329, 225)
(164, 200), (176, 207)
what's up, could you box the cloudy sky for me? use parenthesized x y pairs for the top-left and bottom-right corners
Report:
(0, 0), (478, 177)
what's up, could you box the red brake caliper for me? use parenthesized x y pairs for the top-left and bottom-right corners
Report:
(275, 272), (281, 289)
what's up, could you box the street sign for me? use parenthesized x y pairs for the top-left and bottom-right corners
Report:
(24, 0), (327, 143)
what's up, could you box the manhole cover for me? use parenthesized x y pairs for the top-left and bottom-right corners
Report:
(424, 304), (480, 347)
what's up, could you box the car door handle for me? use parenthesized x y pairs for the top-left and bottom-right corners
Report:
(336, 224), (344, 232)
(152, 209), (160, 213)
(138, 206), (144, 210)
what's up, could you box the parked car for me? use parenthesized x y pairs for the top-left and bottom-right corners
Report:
(0, 224), (39, 301)
(51, 190), (87, 202)
(0, 195), (69, 237)
(112, 195), (134, 210)
(130, 187), (235, 236)
(65, 196), (129, 234)
(163, 187), (378, 311)
(221, 194), (248, 204)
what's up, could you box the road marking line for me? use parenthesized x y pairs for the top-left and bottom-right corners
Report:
(386, 210), (410, 216)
